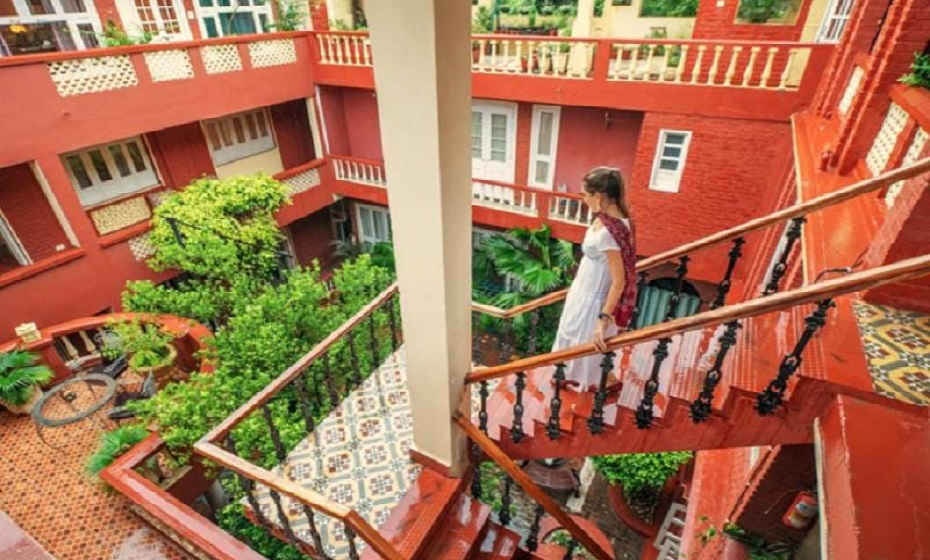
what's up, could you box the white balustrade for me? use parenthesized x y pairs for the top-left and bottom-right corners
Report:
(548, 195), (594, 226)
(471, 181), (538, 216)
(316, 33), (373, 66)
(607, 41), (811, 90)
(333, 158), (386, 188)
(471, 37), (595, 79)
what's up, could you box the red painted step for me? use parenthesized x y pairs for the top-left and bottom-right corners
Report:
(474, 524), (524, 560)
(360, 467), (463, 560)
(424, 492), (492, 560)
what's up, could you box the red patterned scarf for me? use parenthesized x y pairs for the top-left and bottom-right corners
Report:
(599, 214), (638, 329)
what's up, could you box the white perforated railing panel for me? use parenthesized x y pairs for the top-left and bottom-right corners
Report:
(248, 39), (297, 68)
(886, 127), (929, 207)
(201, 44), (243, 74)
(48, 56), (139, 97)
(838, 66), (863, 115)
(284, 168), (321, 196)
(866, 103), (909, 175)
(143, 49), (195, 82)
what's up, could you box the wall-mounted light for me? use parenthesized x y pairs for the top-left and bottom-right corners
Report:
(9, 24), (28, 34)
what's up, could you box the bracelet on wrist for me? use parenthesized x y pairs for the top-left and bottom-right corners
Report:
(598, 312), (612, 322)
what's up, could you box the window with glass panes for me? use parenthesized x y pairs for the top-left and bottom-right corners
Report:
(135, 0), (182, 34)
(196, 0), (271, 38)
(529, 105), (560, 188)
(202, 109), (275, 166)
(649, 130), (691, 193)
(63, 137), (159, 206)
(356, 204), (391, 246)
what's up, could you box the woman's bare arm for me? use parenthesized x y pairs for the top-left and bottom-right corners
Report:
(594, 250), (626, 352)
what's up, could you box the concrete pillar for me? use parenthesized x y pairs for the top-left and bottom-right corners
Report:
(365, 0), (472, 475)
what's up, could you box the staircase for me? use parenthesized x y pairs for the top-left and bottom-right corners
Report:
(475, 309), (832, 460)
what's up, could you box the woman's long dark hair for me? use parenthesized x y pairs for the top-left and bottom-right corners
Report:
(583, 166), (631, 220)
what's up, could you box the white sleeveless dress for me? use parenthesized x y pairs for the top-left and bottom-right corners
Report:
(551, 220), (627, 388)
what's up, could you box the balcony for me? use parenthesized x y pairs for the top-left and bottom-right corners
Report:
(0, 32), (316, 166)
(312, 32), (833, 121)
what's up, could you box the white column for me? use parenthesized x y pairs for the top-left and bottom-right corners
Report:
(366, 0), (472, 474)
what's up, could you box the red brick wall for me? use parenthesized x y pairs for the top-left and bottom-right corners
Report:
(628, 112), (793, 280)
(692, 0), (813, 40)
(289, 207), (336, 267)
(271, 99), (317, 170)
(553, 107), (643, 193)
(147, 123), (215, 189)
(0, 163), (70, 262)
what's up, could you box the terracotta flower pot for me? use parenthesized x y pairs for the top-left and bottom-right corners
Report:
(131, 344), (178, 390)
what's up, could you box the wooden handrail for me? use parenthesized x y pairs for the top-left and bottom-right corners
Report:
(199, 283), (398, 445)
(468, 157), (930, 320)
(195, 442), (405, 560)
(455, 414), (613, 560)
(465, 253), (930, 383)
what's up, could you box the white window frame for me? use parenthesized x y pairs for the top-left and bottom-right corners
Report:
(356, 203), (391, 246)
(193, 0), (272, 39)
(0, 0), (102, 55)
(471, 101), (518, 183)
(202, 109), (276, 167)
(0, 211), (31, 266)
(127, 0), (192, 39)
(63, 136), (160, 207)
(528, 105), (561, 189)
(816, 0), (854, 43)
(649, 129), (691, 193)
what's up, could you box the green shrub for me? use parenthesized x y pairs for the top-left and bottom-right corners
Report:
(640, 0), (698, 17)
(103, 318), (175, 370)
(591, 452), (692, 493)
(900, 52), (930, 89)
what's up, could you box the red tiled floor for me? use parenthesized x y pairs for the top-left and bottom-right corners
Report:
(0, 388), (193, 560)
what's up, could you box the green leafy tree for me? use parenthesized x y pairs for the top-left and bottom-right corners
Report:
(640, 0), (699, 17)
(268, 0), (305, 31)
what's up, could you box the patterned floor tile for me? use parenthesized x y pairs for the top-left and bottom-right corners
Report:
(854, 301), (930, 405)
(252, 349), (416, 559)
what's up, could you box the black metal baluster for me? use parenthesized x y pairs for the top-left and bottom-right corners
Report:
(347, 328), (362, 386)
(345, 525), (361, 560)
(225, 435), (271, 529)
(262, 404), (288, 464)
(526, 504), (545, 552)
(635, 337), (671, 429)
(587, 351), (616, 434)
(562, 539), (577, 560)
(666, 256), (691, 321)
(528, 309), (540, 355)
(368, 312), (380, 367)
(299, 504), (327, 559)
(470, 443), (483, 499)
(499, 475), (513, 527)
(267, 487), (299, 545)
(291, 373), (316, 435)
(764, 217), (806, 296)
(324, 351), (340, 408)
(478, 381), (490, 435)
(510, 372), (527, 443)
(387, 295), (400, 352)
(711, 238), (745, 309)
(547, 363), (567, 440)
(690, 321), (741, 423)
(757, 299), (834, 415)
(629, 271), (649, 330)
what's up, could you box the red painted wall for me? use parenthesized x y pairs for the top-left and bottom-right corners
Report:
(628, 112), (793, 280)
(319, 86), (383, 159)
(553, 107), (644, 192)
(289, 207), (335, 267)
(271, 99), (316, 169)
(148, 123), (216, 189)
(692, 0), (813, 40)
(0, 163), (71, 262)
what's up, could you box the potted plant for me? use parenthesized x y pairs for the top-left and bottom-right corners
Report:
(592, 452), (692, 535)
(0, 349), (54, 415)
(103, 318), (177, 390)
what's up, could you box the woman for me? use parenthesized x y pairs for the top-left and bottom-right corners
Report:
(551, 167), (637, 391)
